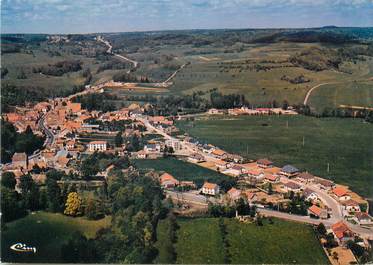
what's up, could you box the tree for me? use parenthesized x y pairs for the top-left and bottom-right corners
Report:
(64, 192), (82, 216)
(268, 183), (273, 195)
(317, 223), (327, 236)
(46, 177), (62, 212)
(114, 131), (123, 147)
(61, 232), (98, 263)
(282, 100), (289, 110)
(1, 171), (17, 189)
(19, 174), (40, 211)
(1, 186), (26, 222)
(85, 198), (104, 220)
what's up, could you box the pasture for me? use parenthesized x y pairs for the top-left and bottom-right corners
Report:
(177, 115), (373, 199)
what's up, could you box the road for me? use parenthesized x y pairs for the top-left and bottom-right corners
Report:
(303, 82), (336, 105)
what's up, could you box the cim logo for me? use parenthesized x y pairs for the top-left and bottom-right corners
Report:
(10, 243), (37, 253)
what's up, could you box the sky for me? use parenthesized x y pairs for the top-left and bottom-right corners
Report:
(1, 0), (373, 34)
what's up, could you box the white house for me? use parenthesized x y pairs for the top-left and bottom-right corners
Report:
(353, 212), (373, 226)
(282, 182), (302, 193)
(202, 182), (220, 196)
(144, 143), (161, 153)
(303, 188), (319, 202)
(88, 141), (107, 152)
(331, 187), (351, 201)
(227, 187), (241, 201)
(165, 139), (182, 152)
(341, 199), (361, 214)
(223, 165), (246, 177)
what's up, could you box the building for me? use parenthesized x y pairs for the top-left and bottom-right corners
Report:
(160, 173), (179, 189)
(144, 143), (161, 153)
(12, 152), (28, 168)
(224, 165), (246, 177)
(341, 199), (361, 214)
(280, 165), (299, 178)
(264, 174), (280, 183)
(188, 153), (205, 163)
(317, 179), (335, 190)
(283, 182), (301, 193)
(307, 205), (328, 219)
(353, 212), (373, 226)
(211, 149), (227, 159)
(257, 158), (273, 168)
(331, 187), (351, 201)
(165, 139), (182, 152)
(65, 140), (76, 151)
(303, 188), (319, 202)
(227, 187), (242, 201)
(202, 182), (220, 196)
(208, 108), (224, 115)
(296, 172), (314, 184)
(88, 141), (107, 152)
(331, 221), (354, 245)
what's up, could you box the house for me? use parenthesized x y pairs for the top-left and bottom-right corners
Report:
(188, 153), (205, 163)
(160, 173), (179, 189)
(165, 139), (182, 152)
(247, 169), (264, 179)
(65, 140), (76, 151)
(296, 172), (314, 184)
(215, 159), (229, 171)
(56, 156), (70, 168)
(331, 221), (354, 245)
(303, 188), (319, 202)
(31, 173), (47, 185)
(88, 141), (107, 152)
(307, 205), (328, 219)
(135, 150), (147, 159)
(12, 152), (28, 168)
(226, 153), (244, 163)
(66, 102), (81, 113)
(331, 187), (351, 201)
(341, 199), (361, 214)
(353, 212), (373, 226)
(264, 174), (279, 183)
(257, 158), (273, 168)
(179, 181), (196, 189)
(227, 187), (241, 201)
(224, 165), (246, 177)
(208, 108), (224, 115)
(244, 191), (258, 203)
(317, 179), (335, 190)
(283, 182), (301, 193)
(211, 149), (226, 158)
(202, 144), (214, 153)
(202, 182), (220, 196)
(144, 143), (161, 153)
(280, 165), (299, 178)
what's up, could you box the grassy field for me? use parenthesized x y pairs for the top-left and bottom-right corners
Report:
(177, 115), (373, 199)
(308, 80), (373, 112)
(155, 217), (328, 264)
(175, 218), (226, 264)
(224, 218), (328, 264)
(132, 157), (230, 187)
(1, 211), (111, 263)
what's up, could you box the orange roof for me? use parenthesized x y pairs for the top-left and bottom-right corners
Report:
(244, 191), (256, 200)
(331, 221), (352, 239)
(67, 102), (81, 113)
(89, 140), (107, 145)
(332, 187), (348, 197)
(265, 174), (278, 181)
(248, 169), (262, 176)
(212, 149), (226, 156)
(203, 182), (218, 190)
(227, 187), (240, 195)
(160, 173), (178, 184)
(308, 205), (323, 216)
(264, 166), (281, 174)
(6, 113), (22, 123)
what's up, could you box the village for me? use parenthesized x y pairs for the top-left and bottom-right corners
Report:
(2, 82), (373, 265)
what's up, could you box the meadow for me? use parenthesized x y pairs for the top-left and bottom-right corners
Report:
(155, 217), (328, 264)
(1, 211), (110, 263)
(132, 157), (230, 187)
(177, 115), (373, 199)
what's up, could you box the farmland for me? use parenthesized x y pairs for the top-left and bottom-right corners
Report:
(155, 217), (328, 264)
(132, 157), (230, 187)
(1, 211), (111, 263)
(177, 115), (373, 199)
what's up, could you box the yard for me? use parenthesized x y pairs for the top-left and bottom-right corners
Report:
(155, 217), (328, 264)
(132, 157), (231, 187)
(1, 211), (111, 263)
(177, 115), (373, 199)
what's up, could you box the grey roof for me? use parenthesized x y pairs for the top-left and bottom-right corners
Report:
(281, 165), (299, 174)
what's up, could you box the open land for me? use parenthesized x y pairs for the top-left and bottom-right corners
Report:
(1, 211), (111, 263)
(177, 115), (373, 199)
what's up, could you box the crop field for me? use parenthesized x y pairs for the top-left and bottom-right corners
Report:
(1, 211), (111, 263)
(177, 115), (373, 199)
(155, 217), (328, 264)
(132, 157), (230, 187)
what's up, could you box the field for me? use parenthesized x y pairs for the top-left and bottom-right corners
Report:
(132, 157), (230, 187)
(177, 115), (373, 199)
(1, 211), (111, 263)
(155, 217), (328, 264)
(308, 80), (373, 112)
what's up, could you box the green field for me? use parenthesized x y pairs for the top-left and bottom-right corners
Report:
(132, 157), (230, 187)
(177, 115), (373, 199)
(1, 211), (111, 263)
(156, 217), (328, 264)
(308, 81), (373, 112)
